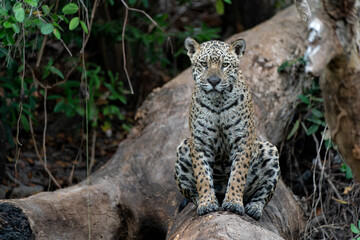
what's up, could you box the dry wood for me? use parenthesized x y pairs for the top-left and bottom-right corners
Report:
(304, 0), (360, 180)
(1, 6), (308, 240)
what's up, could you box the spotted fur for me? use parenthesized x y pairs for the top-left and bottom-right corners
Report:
(174, 38), (280, 220)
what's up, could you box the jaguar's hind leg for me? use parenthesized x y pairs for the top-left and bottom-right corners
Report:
(244, 140), (280, 220)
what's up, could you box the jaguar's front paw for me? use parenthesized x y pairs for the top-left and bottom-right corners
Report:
(197, 202), (220, 216)
(222, 200), (244, 215)
(245, 202), (263, 220)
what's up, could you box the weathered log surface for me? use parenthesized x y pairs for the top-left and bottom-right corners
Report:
(303, 0), (360, 180)
(0, 5), (308, 240)
(166, 180), (304, 240)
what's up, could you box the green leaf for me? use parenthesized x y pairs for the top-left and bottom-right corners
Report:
(5, 31), (15, 45)
(277, 60), (290, 72)
(21, 114), (30, 131)
(339, 163), (347, 172)
(306, 124), (319, 135)
(122, 123), (132, 132)
(62, 3), (79, 15)
(54, 99), (65, 113)
(42, 5), (50, 15)
(69, 17), (79, 30)
(118, 95), (127, 104)
(345, 165), (353, 179)
(306, 117), (325, 126)
(0, 47), (8, 57)
(13, 3), (22, 11)
(11, 23), (20, 34)
(311, 108), (324, 118)
(80, 20), (88, 34)
(0, 7), (8, 16)
(3, 21), (12, 28)
(24, 0), (38, 7)
(298, 94), (310, 105)
(351, 223), (360, 234)
(224, 0), (232, 3)
(48, 66), (64, 79)
(41, 23), (54, 35)
(58, 15), (69, 24)
(358, 220), (360, 229)
(287, 119), (300, 140)
(52, 22), (63, 31)
(14, 7), (25, 23)
(215, 0), (225, 15)
(53, 28), (61, 39)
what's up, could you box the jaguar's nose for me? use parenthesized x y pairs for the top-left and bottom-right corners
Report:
(207, 75), (221, 87)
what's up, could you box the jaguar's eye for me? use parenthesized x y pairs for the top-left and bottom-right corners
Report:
(222, 63), (229, 68)
(200, 62), (207, 68)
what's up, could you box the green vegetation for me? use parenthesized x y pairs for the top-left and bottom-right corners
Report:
(0, 0), (221, 147)
(351, 220), (360, 240)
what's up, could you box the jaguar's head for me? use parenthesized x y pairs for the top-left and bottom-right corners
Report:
(185, 38), (246, 95)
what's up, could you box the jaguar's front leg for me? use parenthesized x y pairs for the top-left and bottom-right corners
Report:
(191, 141), (219, 215)
(222, 147), (252, 215)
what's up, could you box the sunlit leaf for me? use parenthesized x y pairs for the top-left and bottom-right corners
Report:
(53, 28), (61, 39)
(351, 223), (360, 234)
(3, 21), (12, 29)
(215, 0), (224, 15)
(80, 20), (88, 34)
(41, 23), (54, 35)
(0, 7), (8, 16)
(62, 3), (79, 15)
(14, 6), (25, 23)
(42, 5), (50, 15)
(11, 23), (20, 33)
(24, 0), (38, 7)
(69, 17), (79, 30)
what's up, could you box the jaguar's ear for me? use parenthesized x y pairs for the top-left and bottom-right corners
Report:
(185, 37), (199, 58)
(231, 39), (246, 58)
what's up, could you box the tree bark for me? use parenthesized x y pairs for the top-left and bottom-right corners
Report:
(303, 0), (360, 180)
(1, 6), (308, 240)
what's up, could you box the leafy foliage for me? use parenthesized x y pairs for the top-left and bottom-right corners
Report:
(350, 220), (360, 240)
(0, 61), (37, 146)
(286, 77), (327, 141)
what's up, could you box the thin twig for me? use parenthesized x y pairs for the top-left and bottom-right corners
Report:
(14, 25), (26, 185)
(29, 65), (75, 89)
(119, 0), (171, 94)
(59, 38), (73, 56)
(80, 0), (99, 54)
(89, 129), (96, 173)
(29, 115), (62, 189)
(42, 88), (48, 168)
(121, 6), (134, 94)
(36, 35), (47, 68)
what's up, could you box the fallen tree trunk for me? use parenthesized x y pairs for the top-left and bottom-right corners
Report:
(1, 5), (308, 240)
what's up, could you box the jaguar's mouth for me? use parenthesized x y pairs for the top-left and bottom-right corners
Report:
(205, 88), (222, 94)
